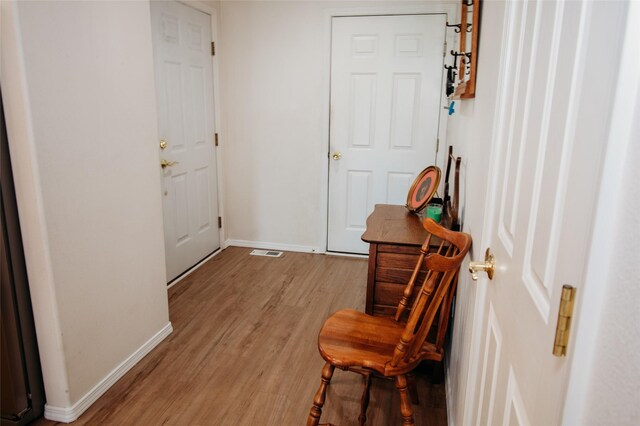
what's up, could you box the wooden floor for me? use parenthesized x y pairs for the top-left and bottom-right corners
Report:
(35, 247), (447, 425)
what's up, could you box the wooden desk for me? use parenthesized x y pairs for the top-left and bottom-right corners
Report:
(361, 204), (439, 317)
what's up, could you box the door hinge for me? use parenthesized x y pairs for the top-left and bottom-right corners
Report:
(211, 41), (216, 56)
(436, 137), (440, 153)
(218, 216), (222, 228)
(552, 285), (577, 357)
(214, 133), (219, 147)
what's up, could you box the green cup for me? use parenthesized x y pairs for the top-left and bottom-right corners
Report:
(426, 203), (443, 223)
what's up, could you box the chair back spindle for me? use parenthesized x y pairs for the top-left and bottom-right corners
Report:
(394, 235), (431, 321)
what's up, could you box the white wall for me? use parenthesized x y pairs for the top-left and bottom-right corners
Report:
(581, 91), (640, 425)
(1, 0), (170, 418)
(218, 1), (456, 251)
(568, 2), (640, 422)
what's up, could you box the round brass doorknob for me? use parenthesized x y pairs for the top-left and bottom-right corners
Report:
(160, 159), (179, 169)
(332, 152), (342, 160)
(469, 248), (495, 281)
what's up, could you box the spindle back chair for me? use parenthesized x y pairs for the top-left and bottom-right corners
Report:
(307, 219), (471, 426)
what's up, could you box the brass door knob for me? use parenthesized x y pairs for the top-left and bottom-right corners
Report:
(160, 159), (179, 169)
(332, 152), (342, 160)
(469, 248), (495, 281)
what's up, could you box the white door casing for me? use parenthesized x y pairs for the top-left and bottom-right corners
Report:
(150, 1), (220, 282)
(467, 1), (622, 425)
(327, 14), (446, 254)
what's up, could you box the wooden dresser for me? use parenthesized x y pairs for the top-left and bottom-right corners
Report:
(361, 204), (441, 317)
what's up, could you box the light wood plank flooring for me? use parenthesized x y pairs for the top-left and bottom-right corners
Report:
(35, 247), (447, 425)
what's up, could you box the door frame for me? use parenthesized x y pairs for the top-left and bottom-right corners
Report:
(561, 0), (639, 421)
(318, 4), (459, 253)
(459, 1), (638, 424)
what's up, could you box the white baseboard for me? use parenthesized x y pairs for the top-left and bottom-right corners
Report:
(224, 239), (321, 254)
(167, 248), (223, 290)
(325, 251), (368, 259)
(44, 322), (173, 423)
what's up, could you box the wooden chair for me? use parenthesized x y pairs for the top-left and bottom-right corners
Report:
(307, 219), (472, 426)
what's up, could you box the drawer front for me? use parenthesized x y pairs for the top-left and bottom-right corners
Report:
(378, 244), (422, 255)
(375, 281), (412, 307)
(377, 252), (421, 270)
(373, 280), (424, 317)
(377, 239), (444, 255)
(375, 266), (428, 285)
(373, 304), (397, 317)
(368, 239), (447, 318)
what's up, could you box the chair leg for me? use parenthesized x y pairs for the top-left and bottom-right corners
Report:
(407, 374), (420, 405)
(307, 363), (335, 426)
(394, 375), (416, 426)
(358, 373), (372, 426)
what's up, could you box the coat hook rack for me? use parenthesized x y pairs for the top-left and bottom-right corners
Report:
(460, 52), (472, 75)
(451, 0), (480, 99)
(444, 64), (458, 73)
(450, 50), (469, 61)
(447, 51), (460, 69)
(446, 22), (461, 33)
(459, 52), (472, 62)
(446, 22), (472, 33)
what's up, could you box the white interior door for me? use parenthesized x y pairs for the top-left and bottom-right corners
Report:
(469, 1), (612, 424)
(327, 14), (446, 254)
(150, 1), (219, 282)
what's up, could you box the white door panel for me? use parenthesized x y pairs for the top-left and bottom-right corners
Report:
(151, 1), (219, 282)
(328, 15), (446, 254)
(471, 1), (613, 424)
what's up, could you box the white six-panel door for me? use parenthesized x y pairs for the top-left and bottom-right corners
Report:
(328, 15), (446, 254)
(469, 1), (615, 424)
(150, 1), (220, 282)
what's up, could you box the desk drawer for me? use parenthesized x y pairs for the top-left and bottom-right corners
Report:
(377, 252), (421, 270)
(373, 304), (397, 317)
(378, 244), (422, 255)
(375, 281), (414, 306)
(375, 266), (427, 284)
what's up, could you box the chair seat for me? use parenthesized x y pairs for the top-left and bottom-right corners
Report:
(317, 309), (408, 376)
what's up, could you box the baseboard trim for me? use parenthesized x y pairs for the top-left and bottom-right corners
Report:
(325, 251), (368, 259)
(224, 239), (321, 254)
(44, 322), (173, 423)
(167, 248), (223, 290)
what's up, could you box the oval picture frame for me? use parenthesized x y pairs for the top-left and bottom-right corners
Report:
(406, 166), (441, 214)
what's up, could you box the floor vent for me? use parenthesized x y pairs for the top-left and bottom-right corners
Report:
(250, 249), (284, 258)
